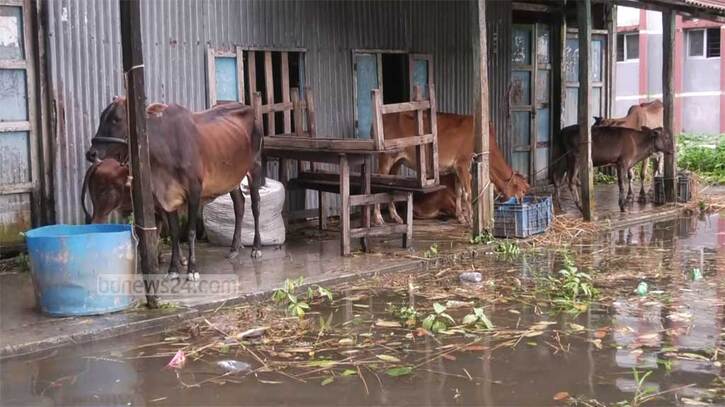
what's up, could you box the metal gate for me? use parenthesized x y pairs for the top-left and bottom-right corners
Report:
(0, 0), (38, 251)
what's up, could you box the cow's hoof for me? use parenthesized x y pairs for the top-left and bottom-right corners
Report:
(187, 272), (200, 282)
(181, 256), (188, 267)
(251, 248), (263, 259)
(391, 214), (404, 224)
(227, 250), (240, 260)
(167, 272), (180, 281)
(638, 194), (647, 203)
(373, 215), (386, 226)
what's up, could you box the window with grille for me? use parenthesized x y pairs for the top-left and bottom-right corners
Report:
(616, 32), (639, 61)
(687, 28), (721, 58)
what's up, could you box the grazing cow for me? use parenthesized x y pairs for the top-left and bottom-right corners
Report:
(552, 125), (674, 213)
(593, 99), (664, 201)
(412, 123), (529, 220)
(375, 113), (529, 226)
(86, 98), (264, 281)
(81, 158), (132, 224)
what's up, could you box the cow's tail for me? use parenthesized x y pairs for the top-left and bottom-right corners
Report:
(81, 162), (100, 224)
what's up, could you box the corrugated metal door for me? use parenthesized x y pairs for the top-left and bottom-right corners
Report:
(0, 0), (38, 250)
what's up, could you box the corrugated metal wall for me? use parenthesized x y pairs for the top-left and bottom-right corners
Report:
(486, 1), (512, 163)
(45, 0), (477, 224)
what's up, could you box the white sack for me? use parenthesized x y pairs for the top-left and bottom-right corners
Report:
(203, 177), (285, 246)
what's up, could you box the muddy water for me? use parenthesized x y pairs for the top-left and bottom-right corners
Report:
(1, 214), (723, 406)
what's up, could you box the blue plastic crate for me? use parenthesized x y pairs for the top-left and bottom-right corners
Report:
(493, 196), (553, 238)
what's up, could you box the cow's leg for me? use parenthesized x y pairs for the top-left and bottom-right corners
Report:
(373, 154), (400, 225)
(386, 160), (405, 224)
(637, 157), (648, 202)
(567, 157), (583, 213)
(186, 184), (202, 282)
(617, 165), (627, 212)
(249, 169), (263, 259)
(166, 210), (183, 280)
(227, 187), (245, 259)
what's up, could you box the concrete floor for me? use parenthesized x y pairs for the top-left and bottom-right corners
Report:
(0, 182), (705, 359)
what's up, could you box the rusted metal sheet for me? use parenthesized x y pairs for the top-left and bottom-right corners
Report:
(44, 0), (476, 223)
(486, 0), (512, 164)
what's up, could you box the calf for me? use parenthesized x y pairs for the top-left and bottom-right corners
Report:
(553, 125), (674, 213)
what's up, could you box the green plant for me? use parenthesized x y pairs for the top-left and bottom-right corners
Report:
(15, 252), (30, 273)
(422, 302), (455, 333)
(630, 368), (657, 407)
(462, 307), (494, 330)
(389, 304), (418, 327)
(423, 243), (439, 258)
(272, 277), (310, 317)
(494, 240), (520, 257)
(677, 133), (725, 184)
(307, 285), (334, 303)
(594, 169), (616, 185)
(470, 231), (495, 245)
(546, 253), (598, 310)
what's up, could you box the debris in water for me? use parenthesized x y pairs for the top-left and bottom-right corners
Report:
(216, 360), (251, 374)
(690, 268), (703, 281)
(635, 282), (648, 296)
(553, 391), (570, 401)
(166, 350), (186, 369)
(459, 272), (482, 284)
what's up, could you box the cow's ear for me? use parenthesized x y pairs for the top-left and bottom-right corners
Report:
(112, 95), (121, 103)
(593, 116), (602, 125)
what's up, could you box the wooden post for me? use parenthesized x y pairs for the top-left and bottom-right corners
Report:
(371, 89), (385, 151)
(339, 154), (351, 256)
(662, 9), (677, 202)
(606, 4), (617, 118)
(413, 85), (428, 187)
(119, 0), (158, 308)
(577, 0), (595, 221)
(360, 156), (372, 252)
(471, 0), (493, 236)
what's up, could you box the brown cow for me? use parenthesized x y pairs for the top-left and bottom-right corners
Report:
(86, 98), (263, 281)
(552, 124), (674, 213)
(593, 99), (664, 201)
(81, 158), (132, 224)
(375, 113), (528, 226)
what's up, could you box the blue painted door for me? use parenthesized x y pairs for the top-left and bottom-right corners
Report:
(1, 1), (36, 248)
(354, 53), (379, 139)
(409, 55), (431, 98)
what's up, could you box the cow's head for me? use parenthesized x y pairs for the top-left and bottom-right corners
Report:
(643, 126), (675, 155)
(501, 171), (530, 202)
(86, 96), (129, 163)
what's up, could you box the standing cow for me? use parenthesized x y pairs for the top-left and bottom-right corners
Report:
(86, 98), (264, 281)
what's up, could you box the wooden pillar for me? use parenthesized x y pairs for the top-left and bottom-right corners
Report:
(471, 0), (493, 236)
(662, 9), (677, 202)
(119, 0), (158, 308)
(577, 0), (594, 221)
(606, 4), (617, 118)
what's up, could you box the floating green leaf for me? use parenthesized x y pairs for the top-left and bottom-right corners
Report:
(386, 366), (414, 377)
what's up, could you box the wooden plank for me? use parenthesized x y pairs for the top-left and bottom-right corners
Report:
(662, 9), (677, 203)
(349, 192), (409, 207)
(264, 51), (275, 136)
(350, 224), (408, 239)
(413, 85), (428, 187)
(0, 121), (31, 132)
(383, 134), (435, 150)
(429, 84), (440, 185)
(0, 182), (34, 194)
(236, 46), (245, 104)
(0, 60), (26, 70)
(257, 101), (297, 114)
(281, 52), (291, 133)
(360, 156), (372, 251)
(371, 89), (385, 150)
(297, 171), (446, 193)
(472, 0), (493, 235)
(206, 48), (216, 107)
(339, 155), (351, 256)
(304, 87), (317, 138)
(253, 92), (263, 127)
(379, 100), (431, 115)
(577, 0), (595, 220)
(291, 88), (304, 137)
(120, 0), (158, 308)
(318, 191), (327, 230)
(247, 51), (257, 99)
(290, 175), (445, 195)
(263, 136), (377, 152)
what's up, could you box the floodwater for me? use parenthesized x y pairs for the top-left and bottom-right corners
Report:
(1, 214), (723, 406)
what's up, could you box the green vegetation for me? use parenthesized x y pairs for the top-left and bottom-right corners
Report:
(594, 169), (616, 185)
(272, 276), (333, 318)
(421, 302), (455, 333)
(462, 307), (494, 330)
(678, 133), (725, 184)
(470, 231), (495, 245)
(423, 243), (439, 259)
(494, 240), (521, 257)
(543, 253), (598, 311)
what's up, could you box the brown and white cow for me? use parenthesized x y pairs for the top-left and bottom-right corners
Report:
(376, 113), (529, 225)
(593, 99), (664, 201)
(81, 158), (132, 224)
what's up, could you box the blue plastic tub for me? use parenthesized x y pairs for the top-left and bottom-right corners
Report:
(493, 196), (553, 238)
(24, 224), (137, 316)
